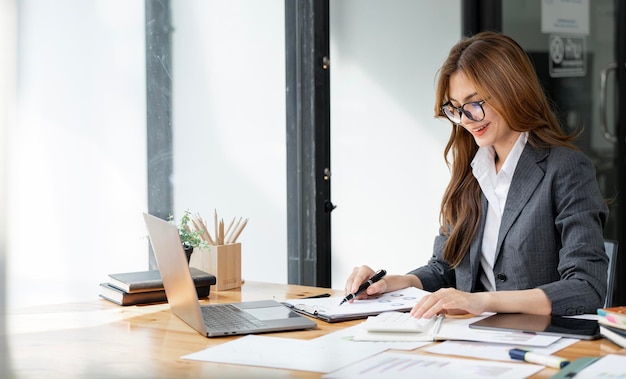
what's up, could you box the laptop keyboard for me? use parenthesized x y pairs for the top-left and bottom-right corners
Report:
(201, 304), (267, 331)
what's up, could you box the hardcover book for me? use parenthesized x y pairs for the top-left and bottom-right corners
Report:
(597, 306), (626, 331)
(99, 283), (211, 306)
(108, 267), (216, 293)
(598, 320), (626, 348)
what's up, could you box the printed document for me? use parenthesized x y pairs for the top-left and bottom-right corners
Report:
(323, 351), (543, 379)
(182, 334), (387, 373)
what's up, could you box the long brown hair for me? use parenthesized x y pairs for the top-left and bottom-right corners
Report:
(434, 32), (576, 268)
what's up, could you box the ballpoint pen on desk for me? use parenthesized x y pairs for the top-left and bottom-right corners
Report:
(432, 314), (444, 337)
(302, 293), (331, 299)
(339, 269), (387, 306)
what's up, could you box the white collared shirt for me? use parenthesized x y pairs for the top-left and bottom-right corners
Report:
(471, 132), (528, 291)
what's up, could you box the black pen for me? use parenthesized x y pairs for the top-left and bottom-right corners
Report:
(339, 269), (387, 306)
(302, 293), (331, 299)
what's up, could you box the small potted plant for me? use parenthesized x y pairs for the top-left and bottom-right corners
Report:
(169, 210), (210, 262)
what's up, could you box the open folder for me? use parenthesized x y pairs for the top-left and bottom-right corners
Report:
(282, 287), (430, 322)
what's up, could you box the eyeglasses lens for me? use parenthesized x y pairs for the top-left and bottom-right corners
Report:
(442, 102), (485, 124)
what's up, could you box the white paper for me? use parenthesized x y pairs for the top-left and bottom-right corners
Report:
(313, 323), (433, 350)
(362, 310), (437, 332)
(181, 334), (388, 373)
(323, 351), (544, 379)
(425, 338), (578, 362)
(353, 329), (437, 342)
(434, 315), (562, 347)
(572, 354), (626, 378)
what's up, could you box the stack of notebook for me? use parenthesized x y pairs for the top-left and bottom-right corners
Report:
(597, 306), (626, 348)
(99, 267), (216, 306)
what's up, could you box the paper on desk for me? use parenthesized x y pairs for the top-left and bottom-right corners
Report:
(567, 354), (626, 378)
(323, 351), (544, 379)
(181, 334), (388, 373)
(352, 323), (440, 342)
(424, 337), (578, 362)
(312, 323), (434, 350)
(435, 314), (562, 346)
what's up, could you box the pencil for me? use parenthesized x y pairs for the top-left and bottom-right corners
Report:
(226, 217), (242, 244)
(214, 209), (218, 246)
(192, 216), (215, 245)
(224, 217), (237, 242)
(219, 219), (225, 245)
(230, 218), (248, 243)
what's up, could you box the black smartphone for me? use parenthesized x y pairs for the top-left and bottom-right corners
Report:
(469, 313), (601, 340)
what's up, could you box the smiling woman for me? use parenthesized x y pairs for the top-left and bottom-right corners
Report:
(344, 32), (609, 319)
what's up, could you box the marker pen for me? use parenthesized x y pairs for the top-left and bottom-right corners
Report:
(509, 348), (570, 369)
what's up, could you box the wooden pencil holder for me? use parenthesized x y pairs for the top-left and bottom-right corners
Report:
(189, 243), (242, 291)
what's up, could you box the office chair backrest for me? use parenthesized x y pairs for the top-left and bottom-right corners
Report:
(604, 240), (618, 308)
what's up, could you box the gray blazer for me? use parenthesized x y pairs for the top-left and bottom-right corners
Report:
(409, 144), (609, 316)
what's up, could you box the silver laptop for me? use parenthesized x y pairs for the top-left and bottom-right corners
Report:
(143, 212), (317, 337)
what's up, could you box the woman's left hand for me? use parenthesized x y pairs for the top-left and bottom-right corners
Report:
(409, 288), (488, 319)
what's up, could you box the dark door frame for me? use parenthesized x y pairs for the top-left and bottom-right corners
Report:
(145, 0), (174, 270)
(614, 0), (626, 305)
(284, 0), (332, 288)
(144, 0), (334, 285)
(462, 0), (502, 36)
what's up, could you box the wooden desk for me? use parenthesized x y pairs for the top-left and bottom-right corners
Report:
(4, 282), (625, 378)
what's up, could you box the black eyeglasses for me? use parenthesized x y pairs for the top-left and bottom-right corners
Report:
(440, 100), (486, 124)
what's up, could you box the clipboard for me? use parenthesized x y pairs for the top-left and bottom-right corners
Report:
(282, 287), (430, 323)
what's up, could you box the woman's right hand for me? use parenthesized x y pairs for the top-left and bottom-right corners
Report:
(344, 266), (424, 303)
(344, 265), (388, 300)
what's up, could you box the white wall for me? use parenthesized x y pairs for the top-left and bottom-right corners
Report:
(6, 0), (462, 309)
(330, 0), (461, 288)
(8, 0), (147, 308)
(170, 1), (288, 284)
(1, 2), (16, 374)
(166, 0), (462, 289)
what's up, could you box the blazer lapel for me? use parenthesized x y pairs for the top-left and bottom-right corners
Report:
(495, 145), (549, 259)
